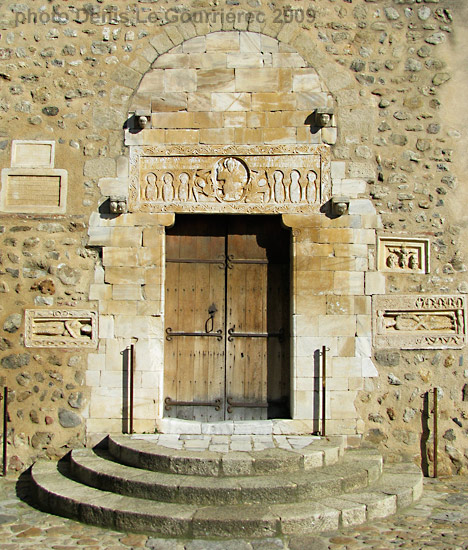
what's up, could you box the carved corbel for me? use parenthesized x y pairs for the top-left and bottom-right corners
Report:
(331, 196), (349, 216)
(109, 196), (128, 214)
(313, 108), (335, 128)
(135, 109), (151, 129)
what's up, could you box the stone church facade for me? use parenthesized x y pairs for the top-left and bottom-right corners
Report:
(1, 0), (467, 476)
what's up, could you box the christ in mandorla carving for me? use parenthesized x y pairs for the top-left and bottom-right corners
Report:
(214, 157), (249, 202)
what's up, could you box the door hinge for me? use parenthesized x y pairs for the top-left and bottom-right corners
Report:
(165, 397), (222, 411)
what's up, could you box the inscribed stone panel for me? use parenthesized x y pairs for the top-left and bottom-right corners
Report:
(372, 295), (466, 350)
(0, 168), (67, 214)
(25, 310), (98, 348)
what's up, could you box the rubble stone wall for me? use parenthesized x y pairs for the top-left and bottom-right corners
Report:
(0, 0), (467, 476)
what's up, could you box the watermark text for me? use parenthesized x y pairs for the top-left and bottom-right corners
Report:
(13, 6), (316, 28)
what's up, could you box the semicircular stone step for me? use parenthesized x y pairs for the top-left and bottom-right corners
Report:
(30, 458), (423, 538)
(69, 448), (380, 505)
(107, 434), (344, 476)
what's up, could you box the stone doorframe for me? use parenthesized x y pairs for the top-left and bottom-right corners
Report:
(85, 188), (382, 440)
(84, 28), (384, 444)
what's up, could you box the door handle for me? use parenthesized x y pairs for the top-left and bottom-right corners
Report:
(205, 303), (217, 333)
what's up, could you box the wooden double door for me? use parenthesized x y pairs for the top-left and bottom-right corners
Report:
(164, 215), (290, 421)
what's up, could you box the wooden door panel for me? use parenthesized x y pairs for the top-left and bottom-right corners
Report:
(165, 215), (290, 422)
(164, 240), (225, 421)
(226, 264), (267, 391)
(226, 226), (269, 420)
(266, 263), (290, 417)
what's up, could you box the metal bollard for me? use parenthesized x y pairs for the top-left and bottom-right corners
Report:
(1, 387), (8, 477)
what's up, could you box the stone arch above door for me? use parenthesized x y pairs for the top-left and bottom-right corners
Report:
(126, 31), (337, 149)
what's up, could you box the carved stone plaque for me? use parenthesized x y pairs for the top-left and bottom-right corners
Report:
(11, 140), (55, 168)
(25, 309), (98, 348)
(373, 295), (466, 350)
(1, 168), (68, 214)
(129, 145), (331, 214)
(377, 236), (430, 274)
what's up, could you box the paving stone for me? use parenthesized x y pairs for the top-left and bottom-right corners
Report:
(146, 539), (179, 550)
(208, 444), (229, 453)
(185, 540), (251, 550)
(0, 514), (16, 524)
(120, 534), (147, 546)
(288, 535), (328, 550)
(15, 527), (43, 537)
(251, 539), (285, 550)
(230, 442), (253, 452)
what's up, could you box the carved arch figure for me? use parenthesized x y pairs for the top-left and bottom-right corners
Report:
(273, 170), (285, 204)
(162, 172), (175, 202)
(306, 170), (318, 203)
(290, 170), (301, 203)
(144, 172), (157, 200)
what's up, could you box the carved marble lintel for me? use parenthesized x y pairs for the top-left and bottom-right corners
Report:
(128, 145), (331, 214)
(377, 236), (430, 274)
(25, 309), (98, 348)
(372, 295), (467, 350)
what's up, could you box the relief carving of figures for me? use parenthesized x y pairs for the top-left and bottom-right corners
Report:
(25, 309), (97, 348)
(289, 170), (301, 203)
(213, 157), (249, 202)
(408, 254), (418, 270)
(246, 170), (270, 203)
(195, 169), (216, 201)
(383, 313), (457, 333)
(273, 170), (285, 204)
(34, 319), (93, 338)
(378, 237), (429, 273)
(373, 295), (467, 350)
(144, 172), (157, 200)
(178, 172), (189, 201)
(162, 172), (175, 202)
(306, 171), (318, 203)
(386, 245), (419, 270)
(134, 147), (329, 214)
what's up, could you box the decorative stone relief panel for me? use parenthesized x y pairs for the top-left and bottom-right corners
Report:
(377, 236), (430, 274)
(1, 140), (68, 214)
(25, 309), (98, 348)
(129, 145), (330, 214)
(373, 295), (466, 350)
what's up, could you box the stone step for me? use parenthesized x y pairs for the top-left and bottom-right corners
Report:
(107, 434), (345, 476)
(69, 447), (381, 505)
(31, 458), (423, 538)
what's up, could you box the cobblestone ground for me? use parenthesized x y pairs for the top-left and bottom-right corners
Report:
(0, 474), (467, 550)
